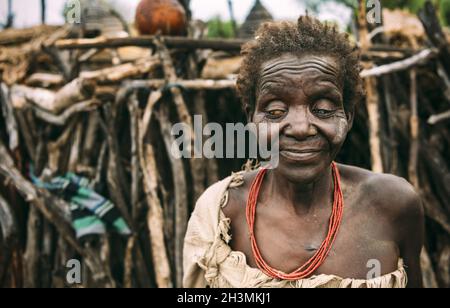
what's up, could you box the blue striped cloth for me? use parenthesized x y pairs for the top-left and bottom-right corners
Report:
(30, 168), (131, 239)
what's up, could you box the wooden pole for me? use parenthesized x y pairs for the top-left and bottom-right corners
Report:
(136, 91), (172, 288)
(227, 0), (238, 37)
(154, 37), (194, 288)
(5, 0), (14, 29)
(41, 0), (46, 24)
(409, 69), (419, 189)
(55, 36), (247, 51)
(358, 0), (384, 173)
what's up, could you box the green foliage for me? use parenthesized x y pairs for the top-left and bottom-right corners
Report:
(440, 0), (450, 25)
(382, 0), (426, 12)
(206, 17), (236, 39)
(377, 0), (450, 25)
(304, 0), (357, 11)
(304, 0), (437, 13)
(304, 0), (450, 26)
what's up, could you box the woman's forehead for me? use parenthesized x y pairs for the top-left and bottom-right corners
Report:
(258, 53), (343, 93)
(260, 53), (341, 78)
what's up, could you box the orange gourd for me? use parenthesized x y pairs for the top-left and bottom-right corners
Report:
(135, 0), (187, 36)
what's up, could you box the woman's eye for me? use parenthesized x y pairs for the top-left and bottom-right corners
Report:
(312, 99), (337, 118)
(312, 108), (335, 117)
(266, 109), (285, 118)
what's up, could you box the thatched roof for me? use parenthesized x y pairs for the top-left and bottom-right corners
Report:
(238, 0), (273, 39)
(67, 0), (128, 37)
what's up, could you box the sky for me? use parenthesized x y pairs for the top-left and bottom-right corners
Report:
(0, 0), (351, 29)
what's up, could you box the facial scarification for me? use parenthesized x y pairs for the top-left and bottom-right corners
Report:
(334, 117), (349, 145)
(251, 53), (351, 183)
(258, 55), (343, 99)
(237, 16), (363, 118)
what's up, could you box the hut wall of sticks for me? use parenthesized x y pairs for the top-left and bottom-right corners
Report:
(0, 0), (449, 288)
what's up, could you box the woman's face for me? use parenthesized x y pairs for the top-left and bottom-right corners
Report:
(252, 53), (353, 184)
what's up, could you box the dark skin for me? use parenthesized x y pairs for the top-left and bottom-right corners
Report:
(223, 53), (424, 287)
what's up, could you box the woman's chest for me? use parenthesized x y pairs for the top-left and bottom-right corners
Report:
(227, 200), (400, 279)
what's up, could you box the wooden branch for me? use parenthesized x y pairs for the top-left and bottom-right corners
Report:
(0, 83), (19, 150)
(421, 248), (439, 288)
(11, 78), (96, 114)
(0, 25), (60, 45)
(133, 234), (154, 288)
(102, 104), (133, 227)
(127, 97), (157, 289)
(0, 193), (18, 284)
(68, 120), (83, 172)
(0, 193), (17, 249)
(420, 144), (450, 214)
(40, 220), (54, 288)
(156, 38), (194, 126)
(52, 78), (96, 113)
(142, 143), (172, 288)
(0, 140), (115, 287)
(418, 1), (450, 76)
(437, 239), (450, 287)
(428, 109), (450, 125)
(369, 44), (418, 55)
(55, 36), (246, 51)
(381, 76), (400, 175)
(419, 164), (450, 235)
(10, 85), (54, 110)
(41, 47), (71, 82)
(78, 48), (101, 63)
(128, 95), (141, 223)
(33, 99), (101, 126)
(123, 236), (136, 288)
(358, 0), (383, 173)
(409, 69), (419, 188)
(81, 112), (100, 167)
(157, 103), (188, 289)
(25, 73), (64, 88)
(46, 119), (76, 174)
(13, 109), (37, 161)
(360, 49), (437, 78)
(135, 88), (172, 288)
(54, 35), (421, 56)
(192, 92), (208, 198)
(34, 128), (48, 176)
(93, 141), (107, 188)
(155, 37), (199, 287)
(23, 206), (42, 288)
(80, 57), (160, 84)
(122, 79), (236, 91)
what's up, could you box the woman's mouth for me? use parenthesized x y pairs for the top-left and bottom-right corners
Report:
(280, 149), (324, 162)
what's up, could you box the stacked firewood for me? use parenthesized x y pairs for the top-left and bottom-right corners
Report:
(0, 1), (449, 288)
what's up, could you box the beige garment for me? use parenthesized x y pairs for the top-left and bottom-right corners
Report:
(183, 171), (408, 288)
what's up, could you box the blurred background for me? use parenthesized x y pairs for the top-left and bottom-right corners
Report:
(0, 0), (449, 288)
(3, 0), (450, 33)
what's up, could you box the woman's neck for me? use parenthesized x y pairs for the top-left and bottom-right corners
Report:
(265, 165), (334, 216)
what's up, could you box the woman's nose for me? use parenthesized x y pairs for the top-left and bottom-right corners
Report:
(283, 106), (317, 140)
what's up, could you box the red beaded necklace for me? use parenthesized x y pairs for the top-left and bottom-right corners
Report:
(246, 162), (344, 280)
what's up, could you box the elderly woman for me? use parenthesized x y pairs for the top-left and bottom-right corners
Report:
(183, 16), (424, 288)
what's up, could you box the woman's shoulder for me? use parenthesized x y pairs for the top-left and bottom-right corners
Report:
(220, 169), (260, 222)
(192, 170), (251, 218)
(190, 168), (258, 223)
(337, 163), (422, 218)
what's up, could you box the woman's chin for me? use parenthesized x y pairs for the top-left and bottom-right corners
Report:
(274, 157), (332, 184)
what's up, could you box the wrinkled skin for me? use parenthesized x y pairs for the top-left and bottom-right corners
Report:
(223, 53), (424, 287)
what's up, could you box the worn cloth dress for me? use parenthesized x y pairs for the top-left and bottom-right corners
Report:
(183, 171), (408, 288)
